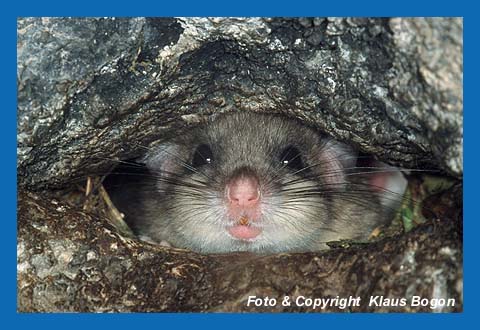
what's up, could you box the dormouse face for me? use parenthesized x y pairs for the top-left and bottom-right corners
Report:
(141, 112), (395, 253)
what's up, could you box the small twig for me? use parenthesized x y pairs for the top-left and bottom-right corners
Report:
(98, 184), (135, 238)
(85, 176), (93, 196)
(82, 177), (94, 211)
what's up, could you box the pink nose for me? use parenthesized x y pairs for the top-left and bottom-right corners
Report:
(227, 176), (260, 207)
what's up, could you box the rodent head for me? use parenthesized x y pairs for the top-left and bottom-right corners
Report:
(141, 112), (389, 253)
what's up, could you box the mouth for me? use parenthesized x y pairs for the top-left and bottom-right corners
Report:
(227, 224), (262, 240)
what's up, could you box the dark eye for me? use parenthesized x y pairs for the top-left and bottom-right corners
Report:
(279, 146), (305, 171)
(192, 144), (214, 167)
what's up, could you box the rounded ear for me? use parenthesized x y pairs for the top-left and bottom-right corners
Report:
(317, 139), (358, 188)
(141, 143), (184, 177)
(365, 160), (407, 209)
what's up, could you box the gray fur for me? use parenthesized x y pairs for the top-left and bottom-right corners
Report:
(121, 112), (392, 253)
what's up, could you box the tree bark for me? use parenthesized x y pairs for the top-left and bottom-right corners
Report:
(17, 17), (463, 190)
(17, 17), (463, 312)
(18, 188), (462, 312)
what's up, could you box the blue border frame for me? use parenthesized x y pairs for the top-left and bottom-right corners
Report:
(7, 1), (472, 329)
